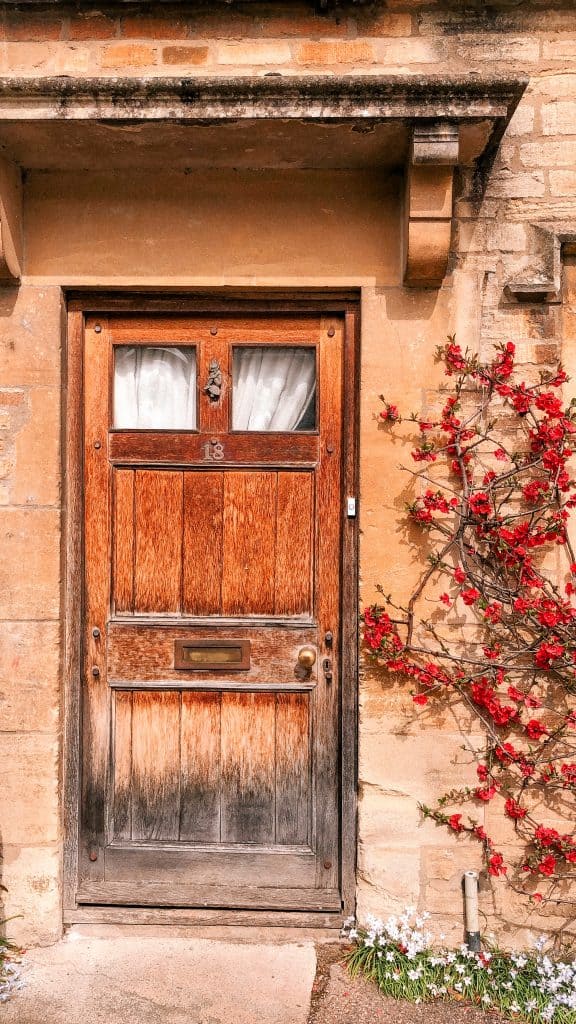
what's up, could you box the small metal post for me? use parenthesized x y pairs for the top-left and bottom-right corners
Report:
(464, 870), (481, 952)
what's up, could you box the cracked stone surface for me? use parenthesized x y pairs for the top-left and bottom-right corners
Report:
(3, 932), (316, 1024)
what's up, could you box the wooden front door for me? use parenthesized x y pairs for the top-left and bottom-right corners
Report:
(78, 311), (348, 912)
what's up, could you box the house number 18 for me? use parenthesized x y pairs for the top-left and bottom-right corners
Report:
(203, 439), (225, 462)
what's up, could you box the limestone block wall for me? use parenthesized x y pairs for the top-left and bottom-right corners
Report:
(0, 0), (575, 945)
(0, 286), (63, 944)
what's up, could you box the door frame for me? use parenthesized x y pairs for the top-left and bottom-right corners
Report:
(62, 291), (359, 929)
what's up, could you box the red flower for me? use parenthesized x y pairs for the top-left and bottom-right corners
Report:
(412, 693), (428, 706)
(439, 593), (451, 607)
(526, 719), (549, 741)
(411, 448), (437, 463)
(488, 853), (507, 876)
(380, 402), (400, 423)
(494, 448), (507, 461)
(535, 392), (564, 418)
(469, 492), (492, 517)
(495, 743), (518, 764)
(454, 566), (467, 584)
(476, 785), (498, 802)
(534, 641), (565, 668)
(534, 826), (560, 848)
(461, 587), (480, 606)
(511, 385), (532, 415)
(504, 798), (526, 820)
(538, 855), (557, 877)
(448, 814), (463, 833)
(484, 602), (502, 624)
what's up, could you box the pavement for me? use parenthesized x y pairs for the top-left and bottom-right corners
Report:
(2, 929), (317, 1024)
(2, 930), (503, 1024)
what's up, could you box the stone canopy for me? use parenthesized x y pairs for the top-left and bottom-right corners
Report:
(0, 74), (526, 286)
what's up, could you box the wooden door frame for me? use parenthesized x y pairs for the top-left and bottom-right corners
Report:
(62, 290), (359, 929)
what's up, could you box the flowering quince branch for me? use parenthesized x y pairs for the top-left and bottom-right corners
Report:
(366, 338), (576, 904)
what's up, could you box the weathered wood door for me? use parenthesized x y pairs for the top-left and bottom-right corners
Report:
(78, 312), (346, 911)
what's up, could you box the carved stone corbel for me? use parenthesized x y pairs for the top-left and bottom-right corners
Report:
(403, 122), (459, 288)
(0, 155), (22, 284)
(505, 223), (576, 303)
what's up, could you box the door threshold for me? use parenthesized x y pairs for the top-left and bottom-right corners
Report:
(64, 905), (344, 930)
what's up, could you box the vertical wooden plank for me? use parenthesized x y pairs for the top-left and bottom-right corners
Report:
(340, 307), (360, 916)
(180, 692), (221, 842)
(275, 693), (310, 845)
(81, 315), (111, 883)
(222, 472), (276, 615)
(113, 469), (134, 614)
(314, 318), (344, 890)
(275, 472), (314, 615)
(113, 691), (133, 840)
(134, 470), (183, 612)
(131, 691), (181, 841)
(64, 306), (84, 908)
(183, 472), (223, 615)
(221, 692), (275, 844)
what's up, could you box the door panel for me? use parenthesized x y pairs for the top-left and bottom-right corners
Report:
(134, 471), (183, 613)
(79, 312), (344, 911)
(111, 467), (315, 617)
(111, 690), (312, 848)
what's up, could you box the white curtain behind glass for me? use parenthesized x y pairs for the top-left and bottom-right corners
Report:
(114, 346), (197, 429)
(233, 347), (316, 431)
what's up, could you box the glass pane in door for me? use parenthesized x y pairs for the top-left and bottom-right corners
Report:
(232, 347), (316, 431)
(113, 345), (197, 429)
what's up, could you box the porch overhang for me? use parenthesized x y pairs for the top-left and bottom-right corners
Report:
(0, 74), (527, 287)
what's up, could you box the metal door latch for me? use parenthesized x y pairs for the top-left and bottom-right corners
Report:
(346, 496), (357, 518)
(322, 657), (333, 683)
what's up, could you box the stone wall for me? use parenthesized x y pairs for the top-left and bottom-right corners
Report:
(0, 0), (575, 945)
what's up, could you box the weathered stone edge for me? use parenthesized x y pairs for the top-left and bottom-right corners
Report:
(0, 74), (528, 122)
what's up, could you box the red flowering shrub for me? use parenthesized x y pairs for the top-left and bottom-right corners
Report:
(365, 339), (576, 907)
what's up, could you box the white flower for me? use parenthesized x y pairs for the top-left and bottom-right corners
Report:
(454, 982), (463, 992)
(482, 994), (491, 1004)
(407, 969), (421, 981)
(348, 929), (358, 940)
(510, 1002), (520, 1014)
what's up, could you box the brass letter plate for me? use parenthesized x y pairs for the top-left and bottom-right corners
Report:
(174, 639), (250, 671)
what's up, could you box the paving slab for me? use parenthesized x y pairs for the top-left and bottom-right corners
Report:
(3, 932), (316, 1024)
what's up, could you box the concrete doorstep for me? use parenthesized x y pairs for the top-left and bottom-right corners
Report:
(2, 931), (318, 1024)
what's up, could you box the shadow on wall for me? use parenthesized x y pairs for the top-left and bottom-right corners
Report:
(0, 824), (7, 937)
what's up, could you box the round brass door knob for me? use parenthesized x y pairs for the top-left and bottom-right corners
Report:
(297, 646), (317, 670)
